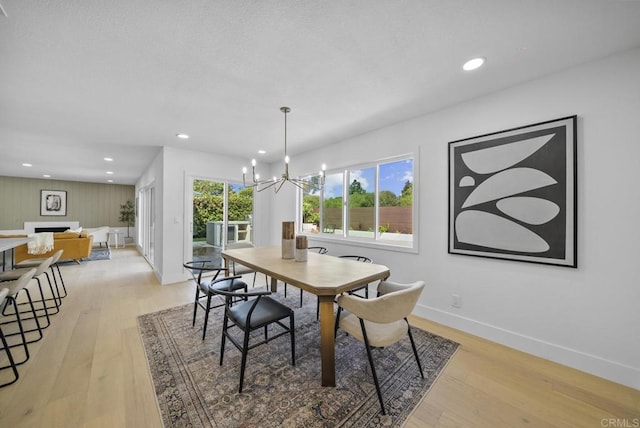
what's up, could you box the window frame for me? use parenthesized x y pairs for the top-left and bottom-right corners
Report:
(297, 153), (418, 253)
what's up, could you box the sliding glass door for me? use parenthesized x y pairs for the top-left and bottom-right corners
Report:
(190, 178), (253, 267)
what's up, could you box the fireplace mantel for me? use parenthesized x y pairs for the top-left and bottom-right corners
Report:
(24, 221), (80, 234)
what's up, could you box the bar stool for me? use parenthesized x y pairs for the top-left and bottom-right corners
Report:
(0, 257), (58, 328)
(0, 288), (20, 387)
(15, 249), (67, 300)
(0, 269), (41, 365)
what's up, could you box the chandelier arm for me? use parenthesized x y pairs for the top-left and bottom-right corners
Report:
(289, 178), (320, 191)
(274, 179), (287, 194)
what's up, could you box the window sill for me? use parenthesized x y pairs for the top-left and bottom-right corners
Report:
(301, 232), (418, 254)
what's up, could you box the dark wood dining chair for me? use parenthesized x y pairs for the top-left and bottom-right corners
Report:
(183, 260), (248, 340)
(211, 286), (295, 393)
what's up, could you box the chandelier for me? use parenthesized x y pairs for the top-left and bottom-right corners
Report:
(242, 107), (326, 193)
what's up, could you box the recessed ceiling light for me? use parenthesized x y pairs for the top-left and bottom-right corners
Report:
(43, 174), (51, 178)
(258, 150), (266, 154)
(106, 171), (114, 175)
(22, 163), (32, 167)
(176, 133), (189, 139)
(107, 179), (114, 183)
(104, 157), (113, 162)
(463, 57), (486, 71)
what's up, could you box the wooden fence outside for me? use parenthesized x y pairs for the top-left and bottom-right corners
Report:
(323, 206), (412, 234)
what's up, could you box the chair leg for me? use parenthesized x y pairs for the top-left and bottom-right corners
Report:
(43, 272), (61, 314)
(405, 319), (424, 378)
(2, 292), (43, 348)
(202, 294), (214, 341)
(17, 275), (59, 315)
(12, 278), (52, 327)
(0, 325), (19, 387)
(289, 313), (296, 366)
(47, 267), (63, 307)
(54, 264), (68, 298)
(238, 328), (251, 393)
(334, 307), (342, 338)
(219, 313), (228, 366)
(1, 297), (32, 364)
(299, 289), (303, 308)
(359, 319), (386, 415)
(192, 287), (200, 327)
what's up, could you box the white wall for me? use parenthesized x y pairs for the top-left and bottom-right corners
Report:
(136, 148), (164, 281)
(142, 146), (265, 285)
(269, 48), (640, 389)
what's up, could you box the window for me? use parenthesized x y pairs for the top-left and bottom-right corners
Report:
(299, 155), (415, 249)
(348, 166), (375, 239)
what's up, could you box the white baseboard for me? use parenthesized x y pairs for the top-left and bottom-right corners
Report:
(415, 304), (640, 391)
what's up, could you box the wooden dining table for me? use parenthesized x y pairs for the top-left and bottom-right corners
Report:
(221, 245), (390, 387)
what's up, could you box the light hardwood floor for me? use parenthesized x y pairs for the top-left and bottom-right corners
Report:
(0, 247), (637, 427)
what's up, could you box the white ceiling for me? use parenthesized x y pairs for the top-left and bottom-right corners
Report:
(1, 0), (640, 185)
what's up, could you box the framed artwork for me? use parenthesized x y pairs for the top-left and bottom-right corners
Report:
(448, 115), (577, 267)
(40, 190), (67, 216)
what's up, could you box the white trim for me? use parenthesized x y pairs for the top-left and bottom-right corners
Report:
(415, 304), (640, 390)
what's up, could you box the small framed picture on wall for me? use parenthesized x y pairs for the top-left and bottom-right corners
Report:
(41, 190), (67, 216)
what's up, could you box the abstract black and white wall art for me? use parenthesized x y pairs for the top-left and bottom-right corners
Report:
(448, 116), (577, 267)
(40, 190), (67, 216)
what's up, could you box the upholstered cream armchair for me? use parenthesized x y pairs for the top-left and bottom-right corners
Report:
(85, 226), (109, 248)
(335, 279), (426, 415)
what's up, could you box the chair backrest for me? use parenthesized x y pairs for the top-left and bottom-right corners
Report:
(33, 257), (54, 276)
(338, 280), (425, 324)
(4, 268), (37, 296)
(208, 277), (270, 309)
(51, 249), (64, 264)
(338, 255), (372, 263)
(183, 260), (224, 284)
(308, 246), (328, 254)
(0, 288), (8, 306)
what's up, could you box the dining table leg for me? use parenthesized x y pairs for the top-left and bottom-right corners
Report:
(318, 295), (336, 387)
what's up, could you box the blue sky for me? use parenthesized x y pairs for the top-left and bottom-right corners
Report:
(323, 159), (413, 198)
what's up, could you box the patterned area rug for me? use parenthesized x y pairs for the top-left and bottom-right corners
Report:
(83, 247), (111, 261)
(138, 290), (459, 427)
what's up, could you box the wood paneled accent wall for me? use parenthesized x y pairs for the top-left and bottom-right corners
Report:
(0, 176), (135, 230)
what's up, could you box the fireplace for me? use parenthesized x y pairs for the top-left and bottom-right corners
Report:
(35, 227), (70, 233)
(24, 221), (80, 234)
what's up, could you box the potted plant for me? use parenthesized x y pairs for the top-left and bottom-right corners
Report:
(119, 200), (135, 239)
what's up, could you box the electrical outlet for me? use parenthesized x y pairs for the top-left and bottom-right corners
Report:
(452, 293), (461, 308)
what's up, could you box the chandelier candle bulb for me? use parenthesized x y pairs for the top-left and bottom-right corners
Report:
(295, 236), (308, 262)
(282, 221), (295, 259)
